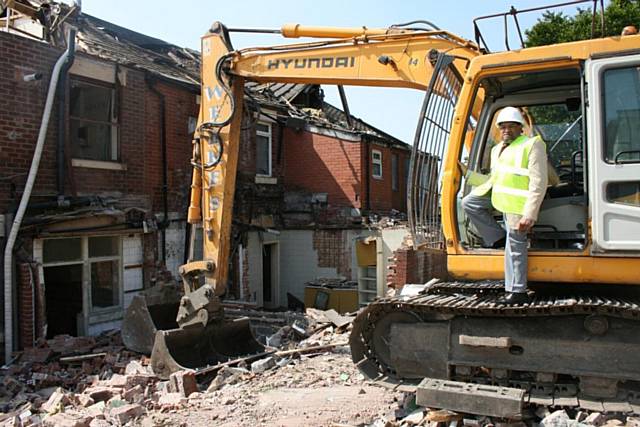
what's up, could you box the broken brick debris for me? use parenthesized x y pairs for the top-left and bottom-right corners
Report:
(167, 370), (198, 397)
(1, 307), (636, 426)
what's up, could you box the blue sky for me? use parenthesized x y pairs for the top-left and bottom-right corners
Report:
(79, 0), (593, 143)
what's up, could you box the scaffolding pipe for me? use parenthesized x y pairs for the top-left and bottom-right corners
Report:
(4, 34), (73, 363)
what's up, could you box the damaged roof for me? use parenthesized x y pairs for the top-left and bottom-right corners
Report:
(77, 13), (201, 88)
(246, 82), (408, 146)
(2, 1), (408, 145)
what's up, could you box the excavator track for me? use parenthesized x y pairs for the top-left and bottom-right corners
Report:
(350, 281), (640, 414)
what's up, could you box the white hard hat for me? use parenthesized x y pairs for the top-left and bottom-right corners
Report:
(495, 107), (525, 126)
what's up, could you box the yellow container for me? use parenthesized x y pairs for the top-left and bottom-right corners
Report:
(304, 286), (358, 314)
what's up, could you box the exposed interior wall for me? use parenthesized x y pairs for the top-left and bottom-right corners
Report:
(244, 229), (372, 308)
(157, 212), (186, 278)
(379, 227), (410, 290)
(387, 246), (449, 289)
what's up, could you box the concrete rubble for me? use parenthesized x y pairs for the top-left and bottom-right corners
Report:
(0, 308), (637, 426)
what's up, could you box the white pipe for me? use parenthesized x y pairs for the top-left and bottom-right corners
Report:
(4, 46), (71, 363)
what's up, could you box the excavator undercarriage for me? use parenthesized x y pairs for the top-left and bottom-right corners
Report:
(350, 281), (640, 414)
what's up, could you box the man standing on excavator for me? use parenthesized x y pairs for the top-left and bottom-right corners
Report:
(459, 106), (548, 304)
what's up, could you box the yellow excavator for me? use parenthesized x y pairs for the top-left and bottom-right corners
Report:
(122, 1), (640, 416)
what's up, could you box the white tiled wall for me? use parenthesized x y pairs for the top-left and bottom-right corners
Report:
(122, 235), (143, 308)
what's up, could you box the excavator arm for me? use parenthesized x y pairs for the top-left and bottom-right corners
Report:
(180, 22), (479, 328)
(143, 21), (479, 378)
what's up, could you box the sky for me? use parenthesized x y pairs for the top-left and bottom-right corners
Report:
(79, 0), (594, 144)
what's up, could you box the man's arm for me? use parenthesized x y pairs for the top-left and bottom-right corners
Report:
(519, 138), (549, 231)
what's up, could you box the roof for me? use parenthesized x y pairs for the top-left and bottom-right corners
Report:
(246, 82), (409, 147)
(77, 13), (201, 88)
(3, 1), (407, 144)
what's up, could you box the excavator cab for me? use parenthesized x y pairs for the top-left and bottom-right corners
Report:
(458, 67), (587, 252)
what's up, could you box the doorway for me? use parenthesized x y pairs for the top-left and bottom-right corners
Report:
(261, 242), (279, 308)
(44, 264), (83, 337)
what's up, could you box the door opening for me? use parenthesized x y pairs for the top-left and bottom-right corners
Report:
(261, 242), (279, 309)
(44, 264), (83, 337)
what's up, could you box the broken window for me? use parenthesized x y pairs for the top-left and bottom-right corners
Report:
(70, 78), (118, 162)
(88, 236), (120, 309)
(41, 235), (122, 336)
(256, 122), (272, 176)
(372, 150), (382, 179)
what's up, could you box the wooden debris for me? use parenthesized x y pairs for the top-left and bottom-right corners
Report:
(275, 342), (348, 358)
(59, 353), (107, 363)
(427, 409), (463, 423)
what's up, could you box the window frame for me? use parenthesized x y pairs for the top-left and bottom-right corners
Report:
(69, 76), (120, 162)
(372, 149), (383, 179)
(601, 65), (640, 165)
(255, 121), (273, 177)
(41, 235), (123, 316)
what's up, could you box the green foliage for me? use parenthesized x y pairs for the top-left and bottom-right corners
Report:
(525, 0), (640, 47)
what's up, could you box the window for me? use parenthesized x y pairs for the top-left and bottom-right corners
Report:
(88, 236), (120, 309)
(603, 66), (640, 164)
(70, 79), (118, 161)
(372, 150), (382, 179)
(391, 153), (399, 191)
(256, 122), (272, 176)
(607, 181), (640, 207)
(42, 236), (121, 312)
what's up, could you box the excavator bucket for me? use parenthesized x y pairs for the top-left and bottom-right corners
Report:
(150, 318), (264, 379)
(121, 294), (180, 355)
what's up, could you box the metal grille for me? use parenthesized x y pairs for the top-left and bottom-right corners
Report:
(408, 54), (463, 249)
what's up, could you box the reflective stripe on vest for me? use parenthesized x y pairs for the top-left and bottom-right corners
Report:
(491, 135), (542, 215)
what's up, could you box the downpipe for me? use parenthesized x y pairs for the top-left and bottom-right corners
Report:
(57, 29), (76, 196)
(4, 32), (74, 363)
(145, 76), (169, 264)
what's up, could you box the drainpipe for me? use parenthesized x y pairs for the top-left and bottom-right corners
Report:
(364, 137), (371, 213)
(4, 31), (75, 363)
(146, 76), (168, 264)
(57, 29), (76, 197)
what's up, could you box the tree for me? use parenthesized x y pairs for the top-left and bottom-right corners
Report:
(525, 0), (640, 47)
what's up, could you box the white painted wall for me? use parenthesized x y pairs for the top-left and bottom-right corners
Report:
(245, 229), (375, 308)
(158, 213), (186, 279)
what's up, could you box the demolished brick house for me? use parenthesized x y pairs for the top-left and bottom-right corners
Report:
(0, 2), (412, 359)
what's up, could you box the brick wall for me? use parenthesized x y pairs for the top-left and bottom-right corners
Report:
(387, 246), (449, 289)
(0, 31), (61, 212)
(284, 128), (363, 209)
(17, 262), (45, 349)
(143, 80), (198, 214)
(312, 229), (351, 279)
(366, 142), (410, 214)
(0, 32), (199, 216)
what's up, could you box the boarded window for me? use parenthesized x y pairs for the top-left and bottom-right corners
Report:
(70, 79), (118, 161)
(256, 122), (272, 176)
(372, 150), (382, 179)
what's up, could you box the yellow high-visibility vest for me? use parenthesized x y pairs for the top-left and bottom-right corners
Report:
(471, 135), (543, 215)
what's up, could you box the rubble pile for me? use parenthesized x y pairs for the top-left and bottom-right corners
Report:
(2, 308), (639, 426)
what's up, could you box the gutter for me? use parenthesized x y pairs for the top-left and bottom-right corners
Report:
(145, 76), (169, 264)
(4, 30), (75, 363)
